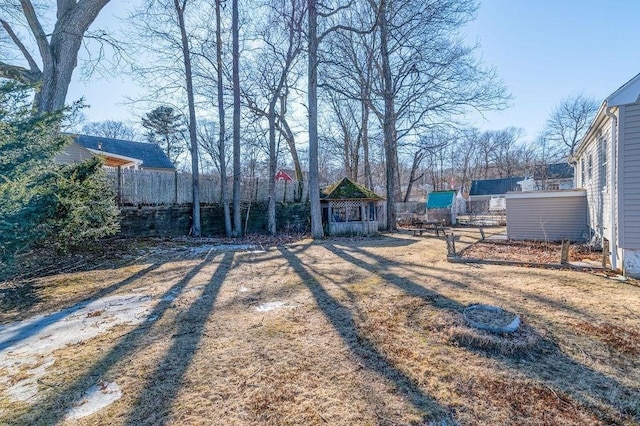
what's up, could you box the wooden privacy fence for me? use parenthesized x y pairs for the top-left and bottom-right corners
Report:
(106, 169), (310, 205)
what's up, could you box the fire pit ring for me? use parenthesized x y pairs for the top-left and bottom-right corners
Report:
(463, 304), (521, 334)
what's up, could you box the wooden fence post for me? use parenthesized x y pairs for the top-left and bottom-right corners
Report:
(174, 170), (178, 204)
(117, 166), (122, 205)
(602, 239), (610, 268)
(560, 240), (570, 264)
(283, 179), (287, 203)
(447, 233), (456, 257)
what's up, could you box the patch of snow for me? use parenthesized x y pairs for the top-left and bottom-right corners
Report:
(162, 289), (179, 302)
(64, 381), (122, 420)
(0, 294), (154, 403)
(256, 301), (287, 312)
(239, 286), (249, 293)
(3, 357), (55, 402)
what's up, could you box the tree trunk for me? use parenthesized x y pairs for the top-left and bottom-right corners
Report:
(343, 133), (352, 179)
(174, 0), (200, 237)
(362, 94), (373, 189)
(277, 109), (304, 202)
(216, 0), (232, 236)
(1, 0), (111, 113)
(379, 0), (397, 231)
(267, 100), (277, 235)
(351, 139), (360, 182)
(403, 150), (425, 202)
(308, 0), (323, 238)
(231, 0), (242, 236)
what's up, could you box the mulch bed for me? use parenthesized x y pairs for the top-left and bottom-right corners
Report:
(460, 240), (603, 264)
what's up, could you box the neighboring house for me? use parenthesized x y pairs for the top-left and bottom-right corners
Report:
(54, 140), (95, 165)
(55, 134), (175, 172)
(571, 72), (640, 277)
(320, 177), (385, 236)
(275, 168), (329, 188)
(426, 190), (460, 225)
(275, 168), (299, 182)
(468, 177), (523, 213)
(532, 162), (574, 190)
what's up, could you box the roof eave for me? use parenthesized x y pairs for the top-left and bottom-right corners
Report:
(86, 148), (143, 165)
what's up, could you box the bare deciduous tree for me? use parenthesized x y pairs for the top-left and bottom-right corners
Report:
(231, 0), (242, 236)
(215, 0), (232, 236)
(242, 0), (306, 235)
(0, 0), (111, 113)
(307, 0), (374, 238)
(172, 0), (202, 236)
(82, 120), (138, 141)
(132, 0), (202, 235)
(545, 93), (598, 157)
(363, 0), (506, 230)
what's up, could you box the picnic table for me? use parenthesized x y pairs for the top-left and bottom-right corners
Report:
(407, 218), (444, 236)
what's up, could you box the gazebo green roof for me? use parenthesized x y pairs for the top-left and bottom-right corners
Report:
(426, 190), (456, 209)
(321, 177), (384, 201)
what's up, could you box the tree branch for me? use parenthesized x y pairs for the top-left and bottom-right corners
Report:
(0, 61), (42, 84)
(0, 18), (41, 73)
(20, 0), (51, 62)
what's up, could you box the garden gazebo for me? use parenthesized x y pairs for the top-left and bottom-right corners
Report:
(321, 177), (385, 236)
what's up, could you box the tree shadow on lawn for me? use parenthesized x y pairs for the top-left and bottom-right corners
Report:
(278, 247), (455, 424)
(323, 244), (465, 312)
(125, 251), (234, 425)
(343, 242), (602, 324)
(0, 262), (163, 350)
(15, 253), (231, 425)
(0, 281), (40, 319)
(325, 243), (640, 424)
(325, 233), (420, 248)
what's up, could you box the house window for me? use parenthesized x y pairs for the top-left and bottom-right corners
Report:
(600, 137), (608, 189)
(581, 158), (586, 186)
(587, 154), (593, 181)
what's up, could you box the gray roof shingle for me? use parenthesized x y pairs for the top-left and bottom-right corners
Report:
(533, 162), (574, 180)
(469, 177), (523, 196)
(74, 134), (175, 170)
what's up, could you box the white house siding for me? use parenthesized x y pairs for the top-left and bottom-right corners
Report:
(506, 191), (588, 241)
(620, 104), (640, 249)
(576, 119), (612, 244)
(623, 251), (640, 277)
(54, 142), (95, 165)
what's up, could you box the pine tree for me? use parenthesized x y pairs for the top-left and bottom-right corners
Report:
(141, 106), (186, 164)
(0, 83), (119, 265)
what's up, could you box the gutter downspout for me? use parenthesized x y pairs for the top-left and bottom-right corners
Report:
(605, 106), (618, 270)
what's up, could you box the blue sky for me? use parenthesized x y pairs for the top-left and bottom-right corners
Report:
(67, 1), (640, 142)
(462, 1), (640, 140)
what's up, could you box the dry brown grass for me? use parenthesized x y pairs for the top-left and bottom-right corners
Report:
(1, 229), (640, 425)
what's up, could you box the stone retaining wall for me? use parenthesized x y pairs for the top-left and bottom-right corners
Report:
(118, 203), (310, 237)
